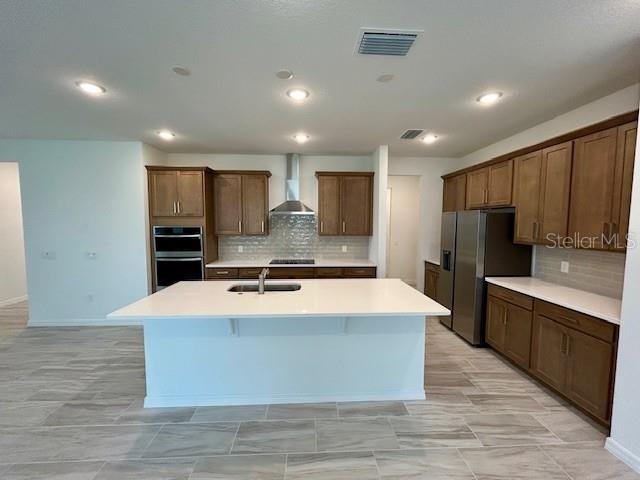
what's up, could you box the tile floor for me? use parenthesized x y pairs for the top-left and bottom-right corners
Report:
(0, 301), (638, 479)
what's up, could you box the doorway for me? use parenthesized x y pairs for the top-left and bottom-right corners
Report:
(386, 175), (420, 287)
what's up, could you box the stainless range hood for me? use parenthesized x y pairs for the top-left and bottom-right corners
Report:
(270, 153), (315, 215)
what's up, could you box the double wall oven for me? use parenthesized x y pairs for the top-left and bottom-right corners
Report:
(153, 226), (204, 290)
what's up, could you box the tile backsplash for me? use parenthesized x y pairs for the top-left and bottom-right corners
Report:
(219, 215), (370, 260)
(534, 246), (625, 298)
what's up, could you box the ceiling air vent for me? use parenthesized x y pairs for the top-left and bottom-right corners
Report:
(400, 129), (424, 139)
(357, 29), (420, 56)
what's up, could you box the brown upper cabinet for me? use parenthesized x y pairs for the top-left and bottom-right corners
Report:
(513, 142), (573, 244)
(465, 160), (512, 209)
(214, 171), (271, 235)
(148, 168), (205, 217)
(316, 172), (374, 236)
(568, 121), (637, 250)
(442, 174), (466, 212)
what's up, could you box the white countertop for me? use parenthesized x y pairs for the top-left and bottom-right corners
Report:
(205, 258), (377, 268)
(108, 278), (450, 320)
(485, 277), (621, 325)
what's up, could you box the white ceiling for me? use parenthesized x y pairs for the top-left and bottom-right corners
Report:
(0, 0), (638, 156)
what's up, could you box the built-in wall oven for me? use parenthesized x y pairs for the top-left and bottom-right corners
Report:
(153, 226), (204, 290)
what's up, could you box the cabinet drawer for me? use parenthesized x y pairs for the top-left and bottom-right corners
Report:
(487, 284), (533, 310)
(315, 267), (343, 278)
(206, 268), (239, 279)
(343, 267), (377, 278)
(534, 300), (616, 343)
(238, 268), (263, 279)
(269, 267), (315, 279)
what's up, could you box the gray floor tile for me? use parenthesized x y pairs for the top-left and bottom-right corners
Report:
(424, 373), (476, 390)
(316, 417), (399, 452)
(0, 401), (62, 426)
(267, 402), (337, 419)
(94, 458), (195, 480)
(286, 451), (378, 479)
(142, 423), (238, 458)
(191, 405), (268, 422)
(466, 393), (547, 414)
(533, 411), (607, 442)
(375, 448), (475, 479)
(464, 413), (560, 446)
(543, 442), (640, 479)
(389, 415), (481, 448)
(232, 420), (315, 454)
(116, 399), (195, 424)
(2, 461), (104, 480)
(191, 454), (286, 479)
(459, 445), (570, 479)
(404, 392), (479, 416)
(43, 399), (133, 426)
(337, 401), (408, 417)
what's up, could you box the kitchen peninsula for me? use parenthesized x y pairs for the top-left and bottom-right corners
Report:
(109, 278), (449, 407)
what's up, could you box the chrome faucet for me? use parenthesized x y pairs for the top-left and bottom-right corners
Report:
(258, 268), (270, 294)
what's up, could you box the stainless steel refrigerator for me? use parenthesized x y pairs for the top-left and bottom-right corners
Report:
(437, 209), (532, 345)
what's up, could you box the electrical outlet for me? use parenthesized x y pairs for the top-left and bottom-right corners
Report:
(238, 245), (243, 253)
(342, 245), (348, 253)
(561, 261), (570, 273)
(86, 251), (97, 260)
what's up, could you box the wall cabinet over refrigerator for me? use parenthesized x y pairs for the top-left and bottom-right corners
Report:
(465, 160), (513, 209)
(214, 171), (271, 235)
(316, 172), (374, 236)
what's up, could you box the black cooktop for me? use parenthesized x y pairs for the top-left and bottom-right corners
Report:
(269, 259), (315, 265)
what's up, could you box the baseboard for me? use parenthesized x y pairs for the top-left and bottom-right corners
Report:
(605, 437), (640, 473)
(0, 294), (27, 307)
(28, 318), (142, 327)
(145, 390), (426, 408)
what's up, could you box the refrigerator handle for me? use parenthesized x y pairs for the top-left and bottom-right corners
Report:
(442, 250), (452, 271)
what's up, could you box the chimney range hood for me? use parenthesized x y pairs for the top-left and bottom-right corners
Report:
(270, 153), (315, 215)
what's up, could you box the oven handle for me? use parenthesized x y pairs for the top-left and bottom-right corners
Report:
(156, 257), (203, 262)
(153, 234), (202, 238)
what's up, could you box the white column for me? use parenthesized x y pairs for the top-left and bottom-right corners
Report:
(370, 145), (389, 277)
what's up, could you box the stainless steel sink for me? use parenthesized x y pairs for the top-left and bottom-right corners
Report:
(227, 283), (301, 293)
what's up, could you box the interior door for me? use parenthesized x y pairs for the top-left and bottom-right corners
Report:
(242, 174), (268, 235)
(504, 303), (533, 369)
(317, 175), (340, 235)
(531, 314), (568, 392)
(150, 171), (178, 217)
(485, 296), (507, 352)
(340, 175), (372, 235)
(176, 171), (204, 216)
(214, 174), (243, 235)
(465, 168), (489, 209)
(539, 142), (573, 244)
(513, 151), (542, 243)
(487, 160), (513, 206)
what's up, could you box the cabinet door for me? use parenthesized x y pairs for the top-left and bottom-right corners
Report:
(531, 315), (568, 392)
(425, 270), (438, 300)
(513, 151), (542, 243)
(443, 175), (467, 212)
(150, 171), (178, 217)
(466, 168), (489, 209)
(318, 175), (341, 235)
(242, 174), (268, 235)
(565, 328), (614, 422)
(539, 142), (573, 244)
(176, 171), (204, 217)
(611, 122), (637, 251)
(214, 174), (243, 235)
(487, 160), (513, 206)
(504, 303), (533, 369)
(568, 128), (618, 249)
(485, 296), (507, 352)
(340, 175), (372, 235)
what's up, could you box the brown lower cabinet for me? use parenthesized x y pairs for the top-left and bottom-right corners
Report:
(206, 266), (377, 280)
(486, 284), (618, 425)
(423, 261), (439, 301)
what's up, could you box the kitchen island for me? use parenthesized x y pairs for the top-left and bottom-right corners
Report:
(108, 278), (449, 407)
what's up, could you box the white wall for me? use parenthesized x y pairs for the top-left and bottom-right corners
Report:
(0, 140), (149, 325)
(459, 83), (640, 168)
(388, 156), (461, 291)
(370, 146), (388, 277)
(0, 163), (27, 306)
(607, 106), (640, 472)
(387, 176), (420, 286)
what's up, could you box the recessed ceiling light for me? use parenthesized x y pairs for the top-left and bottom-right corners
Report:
(476, 91), (503, 105)
(276, 69), (294, 80)
(376, 74), (395, 83)
(172, 66), (191, 76)
(157, 130), (176, 141)
(287, 89), (310, 101)
(293, 133), (309, 144)
(75, 81), (106, 96)
(422, 133), (438, 144)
